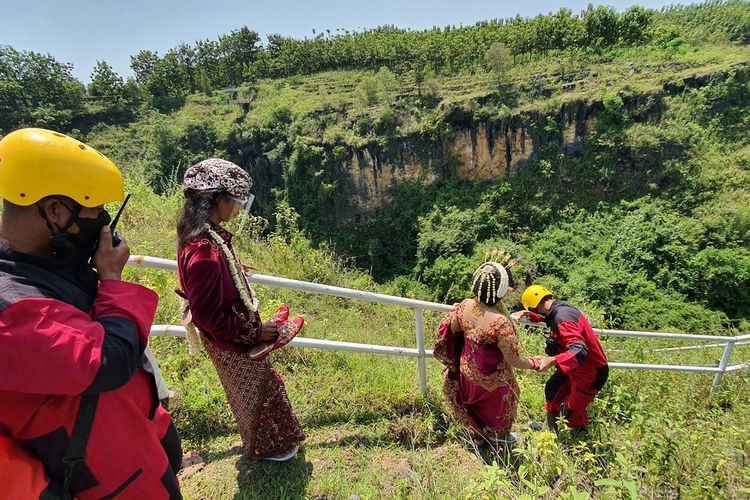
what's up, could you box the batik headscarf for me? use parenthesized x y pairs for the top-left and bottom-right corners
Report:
(183, 158), (252, 198)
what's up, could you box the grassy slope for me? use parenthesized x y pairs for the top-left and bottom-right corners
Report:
(89, 40), (750, 499)
(117, 187), (750, 499)
(151, 244), (750, 499)
(240, 44), (750, 146)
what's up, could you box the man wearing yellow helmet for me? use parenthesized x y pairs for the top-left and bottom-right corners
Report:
(512, 284), (609, 432)
(0, 129), (182, 498)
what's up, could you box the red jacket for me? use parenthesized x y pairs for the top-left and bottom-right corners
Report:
(0, 433), (51, 498)
(177, 225), (262, 353)
(0, 243), (182, 499)
(529, 300), (608, 376)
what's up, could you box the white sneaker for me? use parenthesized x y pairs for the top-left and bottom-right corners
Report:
(261, 445), (299, 462)
(489, 432), (518, 446)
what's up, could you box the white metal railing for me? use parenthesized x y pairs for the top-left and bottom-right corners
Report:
(128, 255), (749, 394)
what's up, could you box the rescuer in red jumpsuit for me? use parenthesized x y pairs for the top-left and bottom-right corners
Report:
(512, 285), (609, 432)
(0, 128), (182, 499)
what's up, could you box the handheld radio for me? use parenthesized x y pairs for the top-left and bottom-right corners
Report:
(109, 193), (131, 247)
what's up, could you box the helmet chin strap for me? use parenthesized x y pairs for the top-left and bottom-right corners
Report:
(36, 201), (82, 258)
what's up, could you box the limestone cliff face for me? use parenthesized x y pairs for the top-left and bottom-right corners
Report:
(344, 143), (442, 212)
(322, 60), (750, 217)
(242, 63), (746, 224)
(443, 99), (602, 181)
(330, 98), (601, 219)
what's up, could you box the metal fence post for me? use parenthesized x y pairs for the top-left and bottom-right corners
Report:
(711, 340), (736, 394)
(415, 308), (428, 395)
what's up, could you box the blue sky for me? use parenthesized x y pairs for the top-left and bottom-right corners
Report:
(1, 0), (691, 83)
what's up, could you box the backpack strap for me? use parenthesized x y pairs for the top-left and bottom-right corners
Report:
(60, 393), (100, 497)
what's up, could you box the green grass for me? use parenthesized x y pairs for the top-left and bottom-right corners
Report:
(116, 194), (750, 498)
(236, 42), (750, 150)
(158, 315), (750, 499)
(76, 31), (750, 499)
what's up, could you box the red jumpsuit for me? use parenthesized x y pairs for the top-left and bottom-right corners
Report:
(0, 243), (182, 498)
(529, 300), (609, 429)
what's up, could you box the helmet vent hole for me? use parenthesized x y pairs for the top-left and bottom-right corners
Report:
(78, 144), (86, 151)
(84, 195), (90, 200)
(19, 193), (25, 198)
(52, 133), (65, 137)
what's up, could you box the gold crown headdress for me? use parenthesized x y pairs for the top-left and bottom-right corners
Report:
(483, 248), (520, 269)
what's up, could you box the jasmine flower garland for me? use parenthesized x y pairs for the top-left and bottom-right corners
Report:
(205, 224), (259, 313)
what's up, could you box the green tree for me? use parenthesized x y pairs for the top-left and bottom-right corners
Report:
(143, 52), (190, 110)
(120, 77), (144, 106)
(0, 45), (83, 131)
(219, 26), (261, 84)
(689, 247), (750, 318)
(619, 6), (655, 45)
(583, 5), (619, 48)
(375, 66), (397, 105)
(355, 73), (380, 107)
(195, 39), (222, 91)
(88, 60), (124, 101)
(172, 44), (197, 92)
(130, 50), (159, 85)
(416, 205), (480, 265)
(484, 42), (513, 86)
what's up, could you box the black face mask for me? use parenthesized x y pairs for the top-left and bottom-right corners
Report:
(67, 211), (112, 263)
(39, 201), (111, 263)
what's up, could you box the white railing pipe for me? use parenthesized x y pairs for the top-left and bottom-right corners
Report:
(250, 274), (453, 313)
(150, 325), (426, 357)
(128, 255), (452, 313)
(150, 325), (724, 374)
(591, 329), (737, 343)
(651, 340), (750, 353)
(725, 363), (749, 373)
(607, 361), (723, 373)
(133, 256), (748, 392)
(132, 256), (740, 341)
(415, 308), (428, 394)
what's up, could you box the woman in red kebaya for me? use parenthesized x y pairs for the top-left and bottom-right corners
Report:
(434, 261), (539, 446)
(176, 158), (304, 461)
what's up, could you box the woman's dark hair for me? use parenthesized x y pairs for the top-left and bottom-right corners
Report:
(176, 189), (223, 248)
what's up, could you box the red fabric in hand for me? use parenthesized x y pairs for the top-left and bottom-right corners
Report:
(247, 305), (303, 361)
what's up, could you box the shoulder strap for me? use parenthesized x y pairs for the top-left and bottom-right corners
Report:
(60, 393), (100, 497)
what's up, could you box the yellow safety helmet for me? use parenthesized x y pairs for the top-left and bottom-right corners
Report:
(521, 284), (554, 310)
(0, 128), (124, 207)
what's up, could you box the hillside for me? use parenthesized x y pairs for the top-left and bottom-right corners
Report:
(116, 187), (750, 499)
(76, 36), (750, 333)
(3, 1), (750, 497)
(122, 189), (750, 498)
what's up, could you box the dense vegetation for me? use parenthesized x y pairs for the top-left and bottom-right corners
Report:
(2, 2), (748, 330)
(3, 1), (750, 497)
(123, 199), (750, 498)
(4, 1), (750, 114)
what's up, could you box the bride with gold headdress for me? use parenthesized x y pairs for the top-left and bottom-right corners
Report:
(434, 254), (538, 446)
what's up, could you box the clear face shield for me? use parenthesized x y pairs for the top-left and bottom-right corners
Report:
(228, 193), (255, 233)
